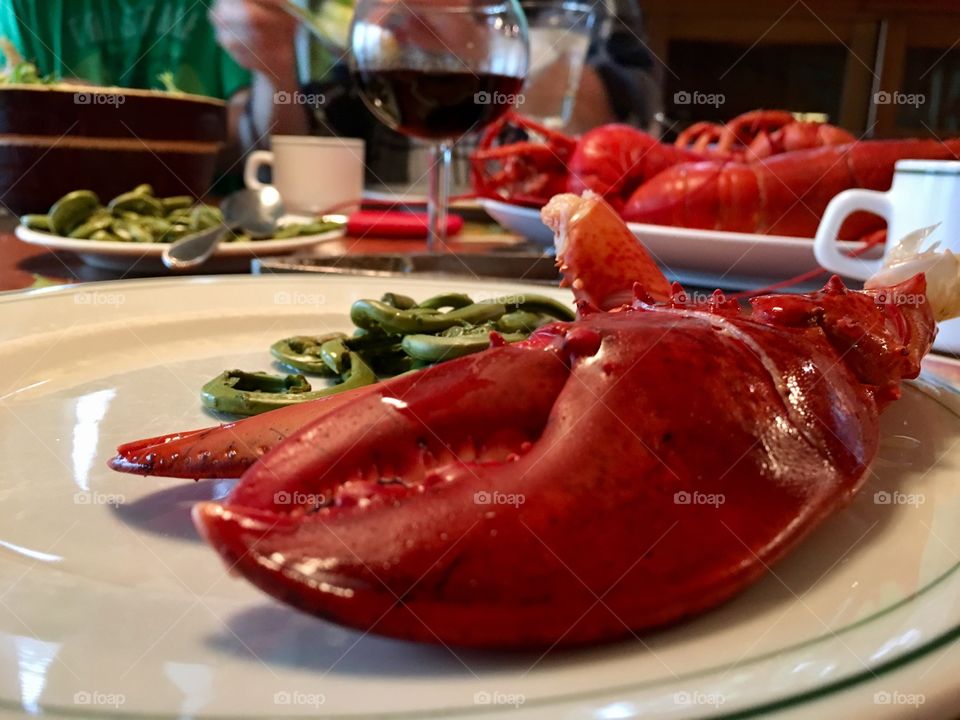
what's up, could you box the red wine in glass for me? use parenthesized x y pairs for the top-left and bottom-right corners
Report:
(349, 0), (529, 251)
(352, 69), (524, 139)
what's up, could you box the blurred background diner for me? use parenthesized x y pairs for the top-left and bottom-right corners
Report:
(207, 0), (658, 189)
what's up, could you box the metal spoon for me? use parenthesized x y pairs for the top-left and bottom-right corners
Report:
(162, 188), (285, 271)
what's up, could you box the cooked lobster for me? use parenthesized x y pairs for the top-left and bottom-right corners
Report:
(565, 123), (704, 210)
(473, 109), (960, 239)
(674, 109), (855, 161)
(470, 111), (578, 207)
(111, 192), (958, 648)
(621, 138), (960, 237)
(472, 109), (854, 209)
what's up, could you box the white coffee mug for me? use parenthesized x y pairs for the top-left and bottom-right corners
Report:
(814, 159), (960, 352)
(244, 135), (365, 213)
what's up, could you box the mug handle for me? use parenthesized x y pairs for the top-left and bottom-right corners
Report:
(813, 189), (894, 281)
(244, 150), (274, 190)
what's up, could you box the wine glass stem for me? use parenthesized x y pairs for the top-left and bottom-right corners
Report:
(427, 141), (453, 253)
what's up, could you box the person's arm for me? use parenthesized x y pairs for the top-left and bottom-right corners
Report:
(575, 0), (662, 132)
(567, 67), (616, 134)
(210, 0), (309, 151)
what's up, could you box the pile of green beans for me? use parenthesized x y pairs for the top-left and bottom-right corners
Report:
(20, 185), (339, 243)
(201, 291), (576, 416)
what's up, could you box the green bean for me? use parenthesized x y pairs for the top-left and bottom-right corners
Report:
(159, 224), (190, 243)
(343, 328), (400, 353)
(416, 293), (474, 311)
(161, 195), (193, 213)
(188, 205), (223, 231)
(112, 219), (153, 243)
(201, 370), (312, 415)
(201, 353), (376, 416)
(134, 216), (173, 235)
(40, 185), (345, 244)
(108, 190), (164, 217)
(369, 348), (415, 376)
(493, 294), (575, 321)
(49, 190), (100, 235)
(270, 333), (346, 375)
(495, 310), (546, 334)
(319, 336), (351, 375)
(20, 214), (52, 232)
(350, 299), (505, 334)
(68, 215), (113, 239)
(166, 207), (193, 223)
(271, 224), (302, 239)
(203, 289), (570, 417)
(402, 326), (526, 362)
(296, 220), (342, 234)
(380, 292), (417, 310)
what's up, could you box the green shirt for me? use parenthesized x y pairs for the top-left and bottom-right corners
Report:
(0, 0), (250, 98)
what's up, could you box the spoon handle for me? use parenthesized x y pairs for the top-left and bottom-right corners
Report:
(162, 225), (229, 270)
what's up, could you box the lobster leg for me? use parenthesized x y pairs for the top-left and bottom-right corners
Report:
(543, 191), (671, 309)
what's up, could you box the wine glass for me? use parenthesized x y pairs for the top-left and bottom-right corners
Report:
(350, 0), (529, 252)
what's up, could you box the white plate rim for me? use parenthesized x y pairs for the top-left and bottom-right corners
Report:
(478, 198), (867, 251)
(13, 224), (345, 258)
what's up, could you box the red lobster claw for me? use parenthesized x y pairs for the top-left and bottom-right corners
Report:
(192, 197), (935, 648)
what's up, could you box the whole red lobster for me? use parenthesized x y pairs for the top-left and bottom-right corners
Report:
(473, 109), (960, 238)
(111, 193), (955, 648)
(471, 109), (854, 211)
(622, 138), (960, 237)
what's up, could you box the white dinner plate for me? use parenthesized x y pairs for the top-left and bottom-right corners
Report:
(14, 216), (345, 274)
(480, 198), (877, 292)
(0, 275), (959, 719)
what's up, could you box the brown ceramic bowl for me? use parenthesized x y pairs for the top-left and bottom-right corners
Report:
(0, 85), (226, 214)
